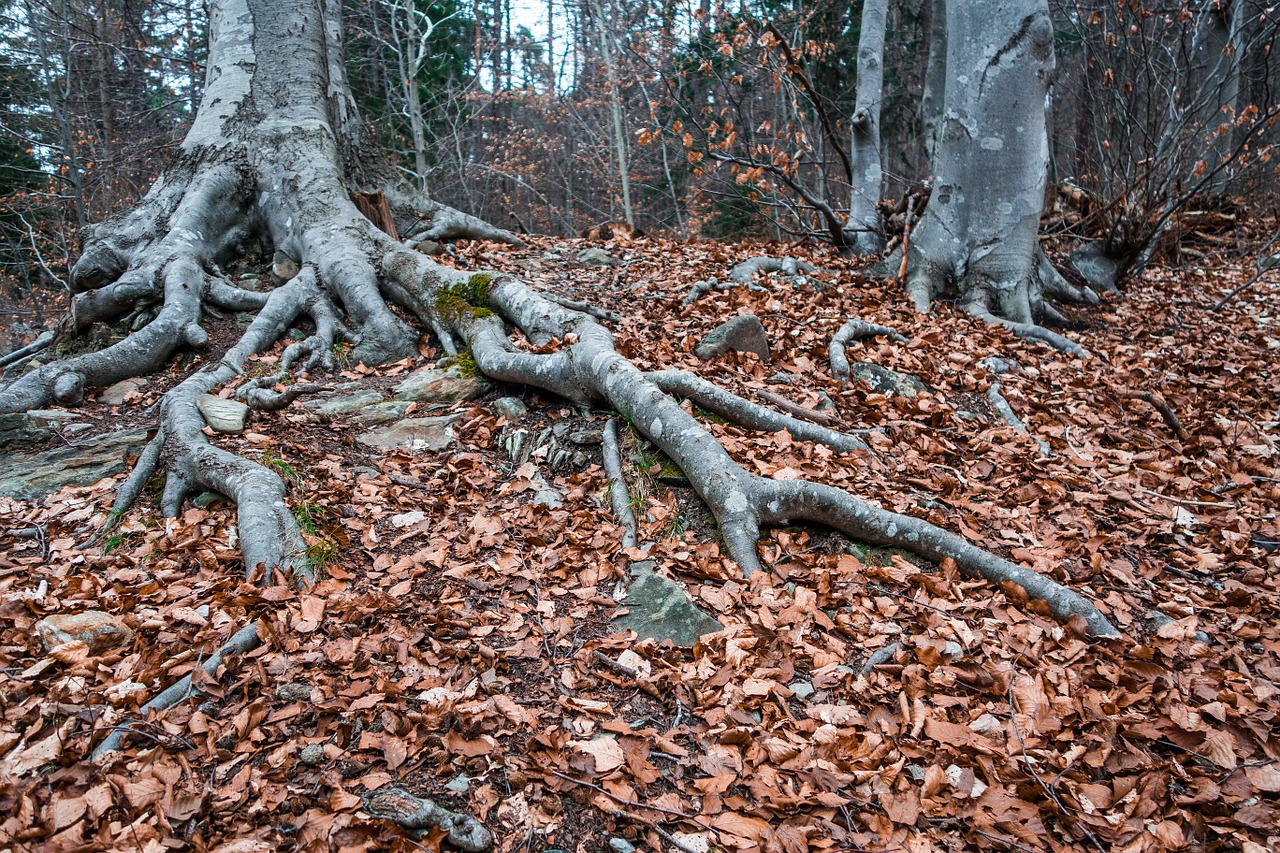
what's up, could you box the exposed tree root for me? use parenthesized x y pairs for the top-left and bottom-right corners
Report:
(682, 276), (764, 306)
(727, 256), (828, 285)
(602, 419), (639, 549)
(987, 380), (1051, 458)
(362, 787), (493, 851)
(829, 318), (909, 383)
(93, 621), (264, 760)
(0, 331), (54, 374)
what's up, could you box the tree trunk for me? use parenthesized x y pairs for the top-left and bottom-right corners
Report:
(902, 0), (1089, 357)
(845, 0), (887, 255)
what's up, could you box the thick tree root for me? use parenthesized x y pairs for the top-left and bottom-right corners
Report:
(362, 787), (493, 851)
(93, 621), (264, 760)
(963, 300), (1089, 359)
(602, 419), (639, 549)
(829, 318), (909, 383)
(683, 276), (764, 306)
(380, 253), (1118, 637)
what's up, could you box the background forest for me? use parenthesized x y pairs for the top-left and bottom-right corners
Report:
(3, 0), (1279, 339)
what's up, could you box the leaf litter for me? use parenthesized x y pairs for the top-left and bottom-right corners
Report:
(0, 234), (1278, 851)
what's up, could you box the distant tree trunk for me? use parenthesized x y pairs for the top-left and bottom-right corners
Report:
(902, 0), (1089, 356)
(590, 0), (634, 227)
(845, 0), (887, 255)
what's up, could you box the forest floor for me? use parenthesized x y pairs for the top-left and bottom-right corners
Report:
(1, 233), (1278, 853)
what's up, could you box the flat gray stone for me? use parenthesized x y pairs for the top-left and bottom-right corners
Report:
(305, 389), (385, 416)
(612, 565), (723, 648)
(848, 363), (929, 397)
(609, 840), (637, 853)
(444, 774), (471, 794)
(0, 428), (149, 500)
(98, 377), (146, 405)
(0, 413), (51, 447)
(695, 315), (771, 362)
(491, 396), (527, 422)
(357, 415), (460, 453)
(352, 401), (411, 426)
(196, 394), (248, 434)
(577, 247), (622, 267)
(394, 364), (490, 404)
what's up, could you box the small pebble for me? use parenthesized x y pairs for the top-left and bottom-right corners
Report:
(609, 839), (636, 853)
(789, 681), (815, 701)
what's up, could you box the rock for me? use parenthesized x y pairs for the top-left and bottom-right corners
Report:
(789, 681), (814, 700)
(0, 428), (150, 500)
(1068, 242), (1121, 292)
(577, 247), (622, 267)
(394, 364), (490, 404)
(768, 372), (795, 385)
(191, 491), (228, 509)
(305, 388), (385, 416)
(444, 774), (471, 794)
(568, 428), (603, 445)
(0, 413), (51, 447)
(533, 487), (563, 509)
(612, 564), (723, 648)
(98, 377), (146, 405)
(491, 396), (527, 422)
(37, 611), (133, 653)
(297, 743), (325, 765)
(848, 362), (929, 397)
(196, 394), (249, 433)
(357, 415), (460, 453)
(277, 682), (314, 702)
(980, 356), (1020, 376)
(414, 239), (441, 255)
(272, 250), (300, 282)
(695, 315), (771, 362)
(609, 840), (637, 853)
(351, 401), (410, 426)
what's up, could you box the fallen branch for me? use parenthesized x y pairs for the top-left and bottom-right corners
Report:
(1129, 391), (1190, 442)
(753, 387), (839, 427)
(547, 769), (715, 833)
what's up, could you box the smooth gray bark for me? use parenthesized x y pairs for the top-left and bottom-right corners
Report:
(845, 0), (887, 255)
(902, 0), (1084, 356)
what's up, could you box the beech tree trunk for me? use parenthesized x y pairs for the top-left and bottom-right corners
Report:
(844, 0), (887, 255)
(901, 0), (1091, 356)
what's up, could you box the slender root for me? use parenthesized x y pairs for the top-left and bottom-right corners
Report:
(829, 318), (909, 383)
(964, 303), (1089, 359)
(987, 380), (1051, 458)
(602, 419), (639, 549)
(646, 369), (868, 453)
(93, 621), (263, 760)
(753, 387), (840, 427)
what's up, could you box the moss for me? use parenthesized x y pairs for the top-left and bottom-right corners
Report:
(435, 276), (495, 324)
(440, 352), (479, 378)
(693, 404), (730, 426)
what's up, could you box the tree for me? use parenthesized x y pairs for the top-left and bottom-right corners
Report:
(1, 0), (1118, 763)
(898, 0), (1095, 356)
(844, 0), (887, 255)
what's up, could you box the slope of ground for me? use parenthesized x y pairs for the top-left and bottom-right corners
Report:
(1, 235), (1278, 852)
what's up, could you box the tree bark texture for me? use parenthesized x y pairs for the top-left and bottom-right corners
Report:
(845, 0), (887, 255)
(903, 0), (1087, 356)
